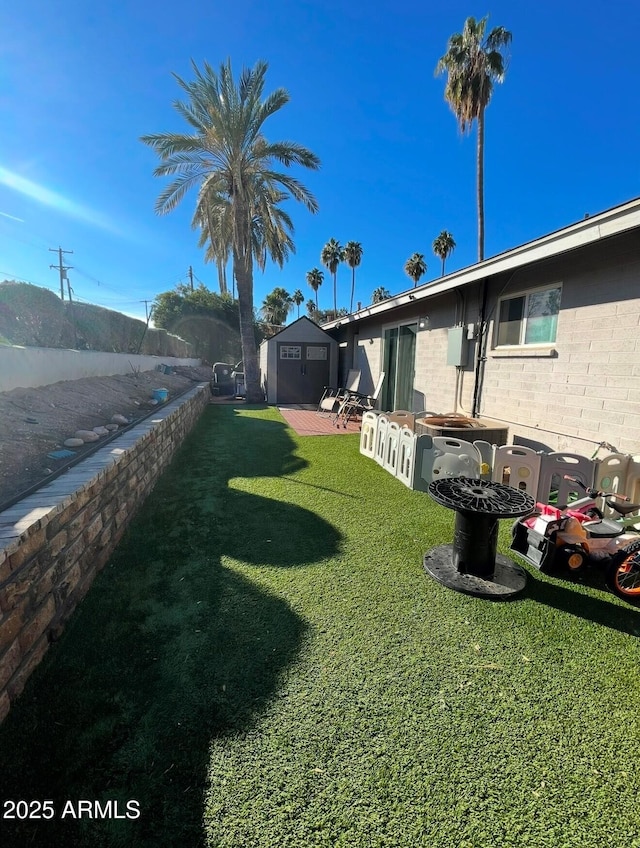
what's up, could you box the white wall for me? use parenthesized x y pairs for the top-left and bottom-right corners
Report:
(0, 346), (201, 392)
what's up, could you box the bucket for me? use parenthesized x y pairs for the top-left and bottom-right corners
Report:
(152, 388), (169, 403)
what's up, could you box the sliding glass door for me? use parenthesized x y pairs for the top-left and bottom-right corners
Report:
(381, 322), (417, 411)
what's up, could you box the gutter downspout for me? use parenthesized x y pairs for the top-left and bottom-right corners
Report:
(471, 280), (488, 419)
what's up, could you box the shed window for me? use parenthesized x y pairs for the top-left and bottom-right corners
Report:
(306, 345), (327, 361)
(280, 346), (301, 359)
(496, 285), (561, 346)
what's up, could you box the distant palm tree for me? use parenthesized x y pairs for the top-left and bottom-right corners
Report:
(141, 59), (320, 402)
(306, 267), (324, 308)
(372, 287), (391, 304)
(436, 16), (512, 261)
(343, 241), (363, 314)
(292, 288), (304, 318)
(261, 287), (292, 327)
(404, 253), (427, 288)
(321, 238), (344, 316)
(306, 299), (317, 317)
(432, 231), (456, 276)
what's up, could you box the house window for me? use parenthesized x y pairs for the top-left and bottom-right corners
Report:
(496, 285), (561, 346)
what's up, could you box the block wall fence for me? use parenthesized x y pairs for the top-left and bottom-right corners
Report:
(0, 383), (210, 724)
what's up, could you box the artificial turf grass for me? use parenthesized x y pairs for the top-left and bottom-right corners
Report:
(1, 404), (640, 847)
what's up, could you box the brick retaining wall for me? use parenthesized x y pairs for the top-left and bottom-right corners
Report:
(0, 383), (210, 723)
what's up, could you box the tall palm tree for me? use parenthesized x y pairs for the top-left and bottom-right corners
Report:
(436, 16), (511, 261)
(306, 299), (317, 317)
(404, 252), (427, 288)
(141, 59), (320, 402)
(292, 288), (304, 318)
(343, 240), (363, 314)
(432, 231), (456, 276)
(306, 267), (324, 308)
(321, 238), (344, 317)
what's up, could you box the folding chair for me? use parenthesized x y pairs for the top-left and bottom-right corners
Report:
(335, 372), (385, 427)
(317, 369), (361, 416)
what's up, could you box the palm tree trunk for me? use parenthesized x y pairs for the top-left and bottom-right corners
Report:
(333, 273), (337, 317)
(235, 259), (261, 403)
(441, 258), (445, 277)
(477, 107), (485, 262)
(350, 268), (355, 313)
(232, 204), (261, 402)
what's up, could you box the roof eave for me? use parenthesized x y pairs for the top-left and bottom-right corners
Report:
(321, 196), (640, 331)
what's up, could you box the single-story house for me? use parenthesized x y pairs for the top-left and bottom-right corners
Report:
(322, 196), (640, 456)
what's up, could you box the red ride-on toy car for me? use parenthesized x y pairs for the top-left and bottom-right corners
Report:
(510, 475), (640, 605)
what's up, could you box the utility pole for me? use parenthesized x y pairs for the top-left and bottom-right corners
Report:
(49, 246), (73, 301)
(136, 301), (154, 354)
(188, 265), (194, 291)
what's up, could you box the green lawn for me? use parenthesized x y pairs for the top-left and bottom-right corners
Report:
(1, 405), (640, 847)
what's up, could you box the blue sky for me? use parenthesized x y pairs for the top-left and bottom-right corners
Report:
(1, 0), (638, 324)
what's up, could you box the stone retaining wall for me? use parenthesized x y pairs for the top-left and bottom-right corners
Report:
(0, 383), (210, 723)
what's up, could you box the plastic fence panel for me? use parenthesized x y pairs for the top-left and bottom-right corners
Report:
(430, 437), (482, 481)
(359, 411), (378, 459)
(374, 415), (389, 467)
(383, 421), (401, 475)
(388, 410), (415, 431)
(396, 427), (417, 487)
(594, 453), (630, 516)
(624, 456), (640, 504)
(537, 452), (595, 505)
(492, 445), (541, 496)
(415, 437), (481, 490)
(473, 440), (494, 481)
(412, 435), (435, 492)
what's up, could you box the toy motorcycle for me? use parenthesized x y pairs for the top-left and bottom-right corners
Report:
(511, 475), (640, 605)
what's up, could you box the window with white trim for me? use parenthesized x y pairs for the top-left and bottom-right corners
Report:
(279, 345), (301, 359)
(496, 285), (561, 346)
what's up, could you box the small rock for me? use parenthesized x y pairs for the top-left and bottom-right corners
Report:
(105, 423), (119, 432)
(93, 426), (109, 436)
(149, 399), (159, 406)
(64, 438), (85, 448)
(111, 414), (129, 425)
(74, 430), (100, 442)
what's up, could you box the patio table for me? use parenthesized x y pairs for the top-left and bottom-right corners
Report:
(424, 477), (534, 599)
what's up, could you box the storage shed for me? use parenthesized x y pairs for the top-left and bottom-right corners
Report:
(259, 317), (338, 405)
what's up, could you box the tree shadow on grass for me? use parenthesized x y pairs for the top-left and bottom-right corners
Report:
(0, 405), (341, 847)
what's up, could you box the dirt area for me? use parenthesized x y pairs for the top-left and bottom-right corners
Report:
(0, 365), (214, 510)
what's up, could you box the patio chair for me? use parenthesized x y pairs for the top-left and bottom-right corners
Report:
(317, 369), (361, 416)
(335, 372), (385, 427)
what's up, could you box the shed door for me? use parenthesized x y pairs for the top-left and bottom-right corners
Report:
(277, 343), (329, 403)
